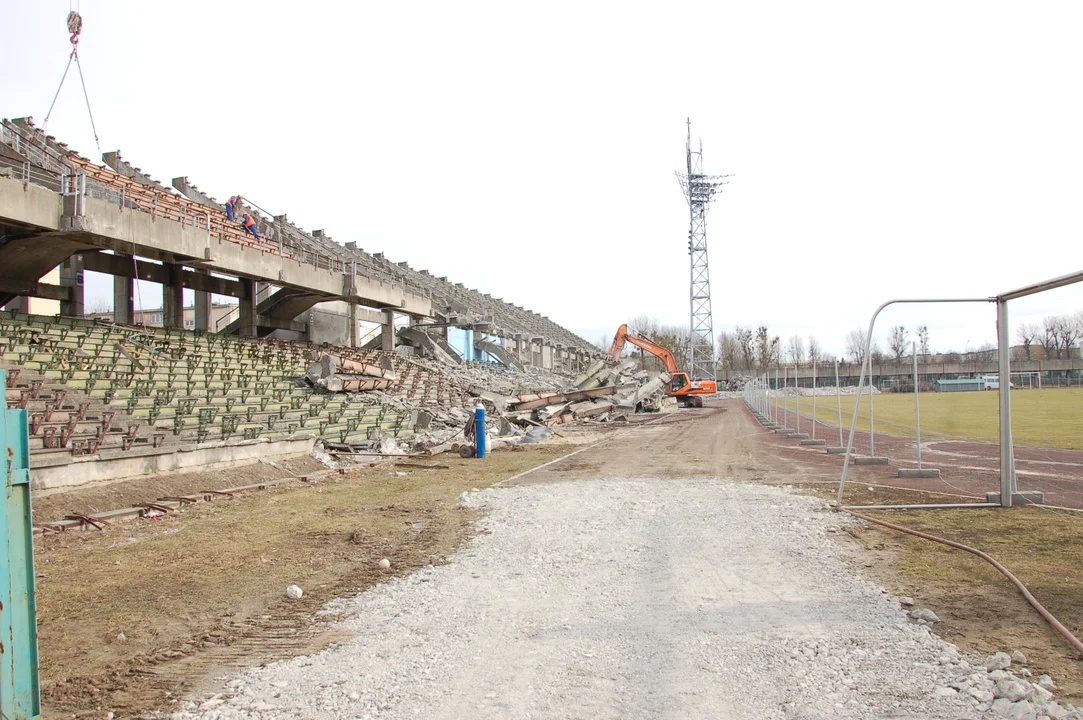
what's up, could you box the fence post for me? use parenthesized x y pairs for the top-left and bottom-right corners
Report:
(783, 366), (788, 429)
(869, 371), (876, 456)
(835, 361), (843, 447)
(997, 298), (1016, 506)
(913, 341), (922, 470)
(795, 366), (800, 434)
(812, 361), (817, 440)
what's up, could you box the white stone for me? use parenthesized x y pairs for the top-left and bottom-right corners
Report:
(933, 686), (958, 698)
(379, 558), (391, 570)
(996, 679), (1029, 703)
(898, 596), (914, 606)
(1038, 675), (1057, 692)
(987, 652), (1013, 671)
(285, 584), (304, 600)
(969, 687), (995, 703)
(1046, 702), (1070, 720)
(1032, 684), (1054, 703)
(1000, 699), (1037, 720)
(1013, 650), (1029, 665)
(910, 608), (940, 622)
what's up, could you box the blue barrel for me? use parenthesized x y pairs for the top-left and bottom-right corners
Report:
(474, 404), (487, 458)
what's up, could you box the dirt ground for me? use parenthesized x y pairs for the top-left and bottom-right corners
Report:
(32, 402), (1083, 717)
(34, 444), (576, 719)
(516, 400), (1083, 705)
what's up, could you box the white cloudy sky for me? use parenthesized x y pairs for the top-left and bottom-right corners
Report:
(4, 0), (1082, 358)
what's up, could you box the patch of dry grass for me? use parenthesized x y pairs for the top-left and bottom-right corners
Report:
(35, 445), (571, 717)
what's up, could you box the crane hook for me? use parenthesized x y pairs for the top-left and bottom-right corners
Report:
(67, 10), (82, 47)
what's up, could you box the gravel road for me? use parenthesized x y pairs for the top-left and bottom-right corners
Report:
(173, 469), (999, 719)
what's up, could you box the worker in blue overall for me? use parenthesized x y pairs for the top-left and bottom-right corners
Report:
(241, 213), (261, 242)
(224, 194), (243, 221)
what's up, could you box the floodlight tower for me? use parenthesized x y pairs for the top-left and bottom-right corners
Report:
(676, 118), (731, 382)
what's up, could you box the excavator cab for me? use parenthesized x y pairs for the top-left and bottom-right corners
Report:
(670, 373), (690, 393)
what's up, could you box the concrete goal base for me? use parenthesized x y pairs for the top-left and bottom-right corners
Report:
(897, 468), (941, 479)
(985, 491), (1045, 506)
(801, 439), (827, 446)
(854, 456), (889, 466)
(774, 428), (795, 434)
(787, 433), (809, 440)
(825, 447), (847, 454)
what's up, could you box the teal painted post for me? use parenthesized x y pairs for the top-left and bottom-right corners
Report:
(0, 368), (40, 719)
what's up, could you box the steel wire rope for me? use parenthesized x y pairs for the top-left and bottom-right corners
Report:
(43, 10), (102, 160)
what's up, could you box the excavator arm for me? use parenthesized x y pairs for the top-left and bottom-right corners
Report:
(608, 324), (680, 373)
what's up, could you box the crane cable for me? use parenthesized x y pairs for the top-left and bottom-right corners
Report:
(42, 10), (102, 160)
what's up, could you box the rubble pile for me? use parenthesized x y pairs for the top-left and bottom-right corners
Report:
(312, 329), (680, 458)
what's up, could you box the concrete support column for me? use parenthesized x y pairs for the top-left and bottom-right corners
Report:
(238, 278), (256, 337)
(3, 297), (28, 314)
(113, 255), (134, 324)
(349, 303), (359, 347)
(514, 334), (524, 363)
(163, 263), (185, 329)
(193, 269), (212, 331)
(60, 254), (84, 318)
(381, 309), (396, 351)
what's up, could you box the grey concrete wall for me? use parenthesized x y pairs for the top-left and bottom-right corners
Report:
(306, 300), (353, 345)
(31, 435), (317, 494)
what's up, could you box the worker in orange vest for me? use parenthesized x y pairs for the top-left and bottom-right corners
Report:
(225, 194), (243, 221)
(241, 213), (261, 242)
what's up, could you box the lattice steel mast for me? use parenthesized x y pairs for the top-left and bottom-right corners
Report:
(676, 118), (731, 382)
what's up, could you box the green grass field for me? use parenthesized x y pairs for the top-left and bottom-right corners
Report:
(773, 387), (1083, 450)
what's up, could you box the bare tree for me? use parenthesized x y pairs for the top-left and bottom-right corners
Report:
(786, 335), (805, 364)
(807, 336), (821, 364)
(870, 340), (885, 366)
(628, 316), (661, 341)
(734, 327), (755, 370)
(917, 325), (930, 357)
(976, 342), (997, 363)
(1015, 322), (1039, 360)
(846, 328), (869, 365)
(1040, 316), (1060, 359)
(1059, 314), (1080, 357)
(888, 325), (907, 364)
(86, 298), (113, 315)
(753, 326), (782, 369)
(717, 331), (741, 371)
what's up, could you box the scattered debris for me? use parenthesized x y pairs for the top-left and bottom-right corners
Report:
(285, 585), (304, 600)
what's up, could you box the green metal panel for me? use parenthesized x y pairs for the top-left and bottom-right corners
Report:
(0, 367), (40, 719)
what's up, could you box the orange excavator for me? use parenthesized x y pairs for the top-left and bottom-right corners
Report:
(608, 324), (718, 407)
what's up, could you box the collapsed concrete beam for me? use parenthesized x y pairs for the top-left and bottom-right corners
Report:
(399, 326), (462, 365)
(614, 374), (670, 408)
(103, 151), (169, 192)
(474, 338), (525, 371)
(511, 385), (618, 411)
(171, 176), (222, 210)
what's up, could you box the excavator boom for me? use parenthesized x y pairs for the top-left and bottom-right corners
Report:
(608, 324), (679, 373)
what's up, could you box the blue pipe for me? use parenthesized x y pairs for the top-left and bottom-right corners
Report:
(475, 404), (487, 458)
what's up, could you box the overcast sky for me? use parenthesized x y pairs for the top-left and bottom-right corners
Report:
(4, 1), (1082, 358)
